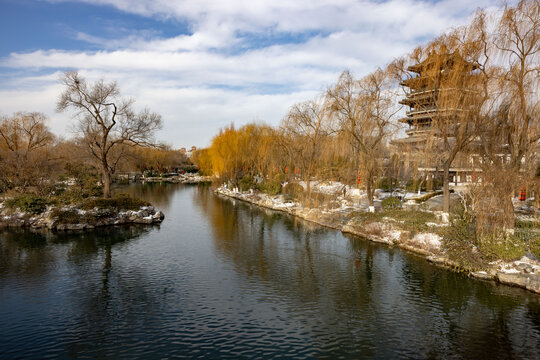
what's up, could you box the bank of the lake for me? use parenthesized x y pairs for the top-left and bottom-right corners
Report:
(0, 195), (165, 231)
(215, 186), (540, 295)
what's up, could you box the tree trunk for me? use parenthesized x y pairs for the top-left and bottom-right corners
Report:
(102, 167), (112, 198)
(306, 178), (312, 208)
(367, 172), (375, 212)
(502, 187), (516, 231)
(443, 162), (450, 215)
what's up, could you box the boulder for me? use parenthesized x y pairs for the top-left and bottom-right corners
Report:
(497, 272), (540, 294)
(152, 211), (165, 221)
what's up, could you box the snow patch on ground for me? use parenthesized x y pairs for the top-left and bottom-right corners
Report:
(409, 233), (443, 252)
(297, 181), (366, 199)
(426, 222), (449, 227)
(387, 230), (403, 242)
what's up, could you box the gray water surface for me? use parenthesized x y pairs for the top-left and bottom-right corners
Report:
(1, 183), (539, 359)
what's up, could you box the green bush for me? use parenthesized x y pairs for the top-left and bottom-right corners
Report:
(80, 193), (149, 211)
(442, 215), (485, 270)
(51, 208), (82, 224)
(382, 196), (402, 209)
(478, 235), (528, 262)
(63, 163), (103, 199)
(6, 194), (48, 214)
(57, 185), (103, 205)
(377, 177), (398, 192)
(282, 182), (304, 201)
(238, 175), (258, 192)
(530, 238), (540, 259)
(260, 174), (283, 196)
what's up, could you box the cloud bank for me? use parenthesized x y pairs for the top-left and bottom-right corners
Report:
(0, 0), (501, 147)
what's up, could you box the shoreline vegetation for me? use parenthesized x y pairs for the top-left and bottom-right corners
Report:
(215, 183), (540, 295)
(0, 192), (164, 231)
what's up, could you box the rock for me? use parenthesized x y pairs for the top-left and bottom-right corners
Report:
(516, 263), (534, 274)
(135, 216), (153, 224)
(471, 271), (494, 281)
(152, 211), (165, 221)
(66, 224), (86, 230)
(497, 272), (540, 294)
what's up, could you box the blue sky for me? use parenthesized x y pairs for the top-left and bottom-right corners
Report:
(0, 0), (503, 147)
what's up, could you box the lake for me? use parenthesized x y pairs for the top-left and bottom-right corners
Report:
(1, 183), (539, 359)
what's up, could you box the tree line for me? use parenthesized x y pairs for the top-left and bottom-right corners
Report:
(0, 73), (187, 200)
(196, 0), (539, 234)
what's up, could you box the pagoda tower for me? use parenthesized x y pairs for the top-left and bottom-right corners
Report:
(393, 50), (479, 184)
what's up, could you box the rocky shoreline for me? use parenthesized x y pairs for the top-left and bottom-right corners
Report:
(0, 205), (164, 231)
(216, 187), (540, 295)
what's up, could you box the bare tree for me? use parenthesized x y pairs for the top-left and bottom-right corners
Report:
(281, 96), (332, 206)
(327, 69), (399, 211)
(494, 0), (539, 172)
(470, 0), (539, 231)
(57, 71), (162, 198)
(0, 112), (55, 193)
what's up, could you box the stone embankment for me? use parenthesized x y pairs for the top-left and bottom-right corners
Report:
(0, 205), (164, 231)
(142, 174), (213, 184)
(216, 187), (540, 295)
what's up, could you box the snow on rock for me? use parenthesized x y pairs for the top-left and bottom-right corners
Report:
(409, 233), (443, 252)
(403, 192), (427, 201)
(499, 265), (521, 274)
(387, 230), (403, 243)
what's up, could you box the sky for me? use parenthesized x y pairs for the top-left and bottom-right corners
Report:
(0, 0), (504, 148)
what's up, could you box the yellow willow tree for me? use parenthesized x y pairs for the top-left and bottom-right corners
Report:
(280, 96), (333, 206)
(207, 123), (277, 186)
(57, 71), (162, 198)
(327, 69), (399, 211)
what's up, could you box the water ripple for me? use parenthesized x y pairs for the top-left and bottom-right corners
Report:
(0, 184), (539, 359)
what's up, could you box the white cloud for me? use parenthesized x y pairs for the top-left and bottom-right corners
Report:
(1, 0), (507, 147)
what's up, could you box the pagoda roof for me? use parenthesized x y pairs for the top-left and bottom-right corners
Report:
(407, 51), (479, 74)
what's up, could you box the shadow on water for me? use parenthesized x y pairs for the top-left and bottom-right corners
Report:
(0, 224), (160, 359)
(0, 226), (150, 278)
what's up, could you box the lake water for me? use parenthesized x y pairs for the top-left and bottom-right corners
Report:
(1, 183), (539, 359)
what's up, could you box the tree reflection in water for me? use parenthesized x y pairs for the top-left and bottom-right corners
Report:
(194, 189), (540, 359)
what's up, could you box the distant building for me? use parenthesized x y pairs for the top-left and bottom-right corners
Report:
(183, 145), (197, 158)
